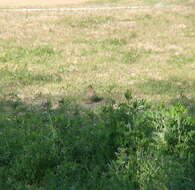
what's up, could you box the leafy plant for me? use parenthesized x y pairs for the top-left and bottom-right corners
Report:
(0, 96), (194, 189)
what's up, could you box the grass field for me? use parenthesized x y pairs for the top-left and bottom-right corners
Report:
(0, 0), (195, 113)
(0, 1), (195, 189)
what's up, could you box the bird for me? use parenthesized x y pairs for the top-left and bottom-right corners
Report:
(84, 85), (103, 104)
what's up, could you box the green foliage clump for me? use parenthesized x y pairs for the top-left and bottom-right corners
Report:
(0, 98), (194, 190)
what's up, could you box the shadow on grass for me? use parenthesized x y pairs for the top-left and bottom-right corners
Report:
(0, 69), (62, 87)
(0, 94), (195, 190)
(0, 96), (104, 190)
(136, 78), (195, 116)
(170, 95), (195, 117)
(137, 78), (195, 95)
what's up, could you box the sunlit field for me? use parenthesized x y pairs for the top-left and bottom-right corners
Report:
(0, 0), (194, 113)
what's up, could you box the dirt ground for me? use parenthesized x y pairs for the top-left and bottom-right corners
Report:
(0, 0), (91, 8)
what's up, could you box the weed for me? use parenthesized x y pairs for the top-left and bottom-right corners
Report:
(1, 97), (194, 189)
(0, 8), (195, 190)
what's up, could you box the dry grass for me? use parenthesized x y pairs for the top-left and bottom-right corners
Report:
(0, 0), (194, 112)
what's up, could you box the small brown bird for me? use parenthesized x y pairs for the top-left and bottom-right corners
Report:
(85, 85), (103, 104)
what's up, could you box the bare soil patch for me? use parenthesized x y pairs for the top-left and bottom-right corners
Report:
(0, 0), (91, 8)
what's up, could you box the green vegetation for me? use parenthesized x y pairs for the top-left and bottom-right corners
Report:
(0, 46), (55, 64)
(0, 0), (195, 189)
(1, 0), (194, 107)
(0, 95), (195, 190)
(168, 53), (195, 65)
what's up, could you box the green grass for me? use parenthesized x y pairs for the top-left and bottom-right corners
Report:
(0, 46), (55, 64)
(62, 15), (116, 28)
(137, 77), (195, 95)
(0, 96), (195, 189)
(0, 1), (195, 188)
(1, 69), (61, 86)
(168, 53), (195, 65)
(0, 0), (194, 109)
